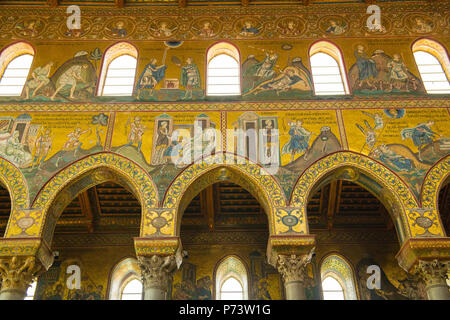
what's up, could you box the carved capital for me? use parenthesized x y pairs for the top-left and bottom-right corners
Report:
(277, 252), (313, 285)
(0, 256), (43, 293)
(415, 259), (449, 287)
(137, 255), (177, 292)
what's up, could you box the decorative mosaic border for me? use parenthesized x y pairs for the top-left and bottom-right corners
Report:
(0, 99), (448, 112)
(162, 153), (287, 235)
(0, 2), (448, 41)
(420, 155), (450, 209)
(290, 151), (426, 239)
(4, 152), (159, 238)
(0, 157), (29, 209)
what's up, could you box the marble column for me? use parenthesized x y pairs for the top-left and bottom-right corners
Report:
(138, 255), (177, 300)
(415, 259), (450, 300)
(0, 256), (43, 300)
(277, 254), (313, 300)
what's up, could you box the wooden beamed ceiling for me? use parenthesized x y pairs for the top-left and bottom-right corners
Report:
(0, 181), (448, 235)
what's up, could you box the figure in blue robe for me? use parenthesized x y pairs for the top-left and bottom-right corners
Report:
(136, 58), (167, 98)
(240, 21), (260, 36)
(281, 120), (312, 161)
(401, 121), (438, 161)
(375, 145), (413, 172)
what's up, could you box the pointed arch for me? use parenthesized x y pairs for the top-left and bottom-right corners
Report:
(412, 38), (450, 94)
(97, 42), (138, 96)
(0, 42), (35, 96)
(421, 155), (450, 234)
(309, 40), (350, 95)
(214, 255), (249, 300)
(320, 253), (358, 300)
(4, 152), (158, 243)
(0, 156), (29, 210)
(290, 151), (430, 242)
(108, 257), (142, 300)
(162, 152), (287, 236)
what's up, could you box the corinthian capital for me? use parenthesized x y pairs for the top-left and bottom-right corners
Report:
(137, 255), (177, 291)
(415, 259), (449, 286)
(277, 252), (314, 285)
(0, 256), (43, 292)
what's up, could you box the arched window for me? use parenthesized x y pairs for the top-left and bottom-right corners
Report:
(220, 277), (243, 300)
(97, 42), (138, 96)
(215, 256), (248, 300)
(121, 278), (143, 300)
(412, 39), (450, 94)
(320, 254), (357, 300)
(206, 42), (240, 96)
(322, 276), (345, 300)
(0, 42), (34, 96)
(24, 280), (37, 300)
(108, 258), (142, 300)
(309, 41), (349, 95)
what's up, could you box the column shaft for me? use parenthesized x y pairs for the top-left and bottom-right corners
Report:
(138, 255), (177, 300)
(416, 259), (450, 300)
(276, 253), (314, 300)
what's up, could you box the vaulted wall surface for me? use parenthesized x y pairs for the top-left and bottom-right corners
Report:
(0, 2), (449, 258)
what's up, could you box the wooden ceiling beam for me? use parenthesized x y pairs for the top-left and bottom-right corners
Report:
(47, 0), (58, 7)
(206, 185), (216, 232)
(327, 181), (339, 230)
(78, 191), (94, 233)
(178, 0), (187, 7)
(379, 205), (394, 231)
(115, 0), (125, 8)
(241, 0), (249, 6)
(439, 184), (448, 215)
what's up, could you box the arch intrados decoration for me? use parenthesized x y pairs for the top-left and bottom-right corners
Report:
(108, 257), (141, 300)
(309, 40), (350, 94)
(163, 153), (287, 235)
(97, 41), (138, 96)
(290, 152), (420, 241)
(412, 38), (450, 80)
(175, 166), (272, 235)
(214, 254), (249, 300)
(0, 41), (35, 80)
(26, 152), (157, 240)
(207, 42), (240, 63)
(420, 155), (450, 211)
(0, 156), (29, 210)
(320, 253), (358, 300)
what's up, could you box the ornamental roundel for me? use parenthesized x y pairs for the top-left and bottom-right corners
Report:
(275, 16), (307, 38)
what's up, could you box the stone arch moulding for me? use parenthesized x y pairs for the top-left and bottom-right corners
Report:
(0, 156), (29, 210)
(4, 152), (159, 242)
(319, 252), (358, 300)
(420, 155), (450, 234)
(290, 151), (445, 242)
(162, 152), (288, 237)
(0, 156), (30, 238)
